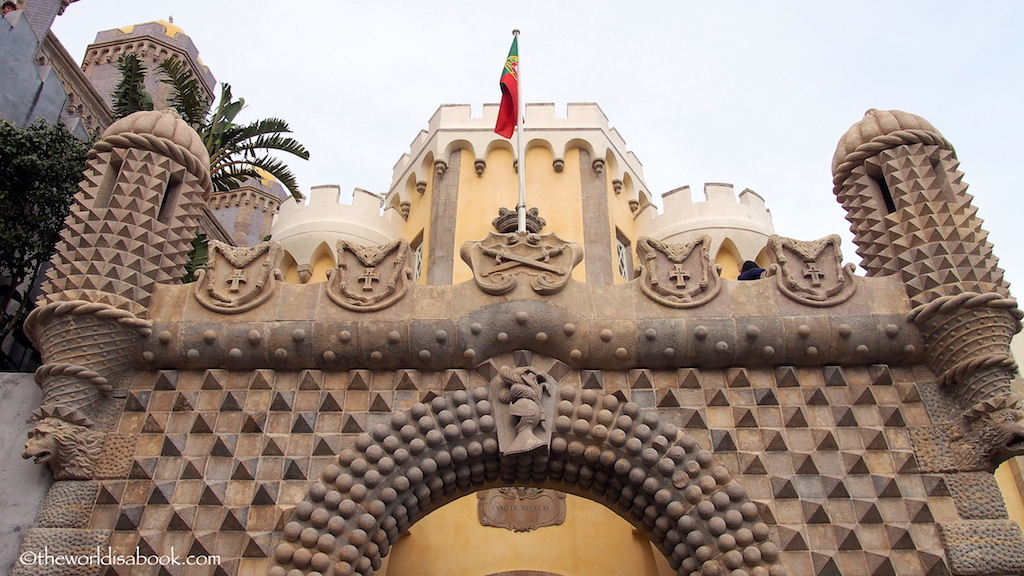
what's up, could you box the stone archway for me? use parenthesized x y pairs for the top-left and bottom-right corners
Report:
(269, 378), (785, 576)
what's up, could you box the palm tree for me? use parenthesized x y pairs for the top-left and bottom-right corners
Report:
(110, 56), (309, 201)
(110, 53), (153, 118)
(201, 83), (309, 201)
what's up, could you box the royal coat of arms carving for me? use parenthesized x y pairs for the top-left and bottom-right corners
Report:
(460, 231), (583, 295)
(766, 234), (857, 307)
(194, 240), (283, 314)
(636, 235), (722, 308)
(326, 239), (412, 311)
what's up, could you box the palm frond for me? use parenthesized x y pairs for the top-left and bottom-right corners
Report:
(111, 54), (153, 119)
(156, 58), (209, 128)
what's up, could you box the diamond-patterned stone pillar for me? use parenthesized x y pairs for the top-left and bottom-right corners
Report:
(832, 109), (1020, 411)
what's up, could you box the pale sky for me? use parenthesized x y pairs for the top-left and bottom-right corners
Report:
(52, 1), (1024, 292)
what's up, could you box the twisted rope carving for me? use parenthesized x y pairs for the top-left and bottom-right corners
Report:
(25, 300), (153, 343)
(35, 363), (111, 392)
(832, 129), (955, 192)
(937, 354), (1018, 389)
(88, 132), (212, 193)
(906, 292), (1023, 325)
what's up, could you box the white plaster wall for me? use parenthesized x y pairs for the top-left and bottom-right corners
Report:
(273, 185), (404, 266)
(0, 372), (50, 576)
(636, 183), (776, 262)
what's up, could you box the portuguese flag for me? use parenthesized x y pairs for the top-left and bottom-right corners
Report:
(495, 36), (519, 139)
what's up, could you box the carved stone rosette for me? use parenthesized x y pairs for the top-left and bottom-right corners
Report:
(766, 234), (857, 307)
(636, 235), (722, 308)
(326, 239), (412, 312)
(194, 240), (283, 314)
(460, 231), (583, 296)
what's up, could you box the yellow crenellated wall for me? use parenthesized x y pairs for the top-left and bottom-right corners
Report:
(453, 146), (588, 285)
(380, 492), (673, 576)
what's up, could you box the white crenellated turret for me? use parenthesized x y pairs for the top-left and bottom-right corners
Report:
(635, 182), (776, 271)
(385, 102), (653, 214)
(272, 185), (403, 281)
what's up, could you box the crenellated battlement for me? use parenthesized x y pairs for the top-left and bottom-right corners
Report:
(636, 182), (775, 265)
(272, 185), (403, 273)
(387, 102), (651, 208)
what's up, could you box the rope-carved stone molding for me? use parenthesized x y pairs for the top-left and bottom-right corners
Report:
(832, 128), (955, 192)
(88, 131), (212, 194)
(22, 300), (153, 479)
(906, 292), (1023, 325)
(906, 292), (1023, 391)
(271, 382), (786, 576)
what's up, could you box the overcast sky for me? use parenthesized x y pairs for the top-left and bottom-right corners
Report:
(52, 1), (1024, 291)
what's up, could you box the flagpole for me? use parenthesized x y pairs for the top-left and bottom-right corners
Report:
(513, 29), (527, 234)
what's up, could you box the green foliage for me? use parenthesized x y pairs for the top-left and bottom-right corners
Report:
(112, 61), (310, 201)
(156, 58), (208, 128)
(181, 233), (209, 284)
(111, 53), (154, 119)
(201, 84), (309, 201)
(0, 119), (90, 343)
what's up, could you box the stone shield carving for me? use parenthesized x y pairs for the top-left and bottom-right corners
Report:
(767, 234), (857, 307)
(460, 231), (583, 295)
(636, 235), (722, 308)
(477, 488), (566, 532)
(326, 239), (412, 312)
(491, 365), (556, 456)
(194, 239), (283, 314)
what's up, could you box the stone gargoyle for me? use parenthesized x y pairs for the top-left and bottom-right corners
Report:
(21, 410), (103, 481)
(951, 396), (1024, 473)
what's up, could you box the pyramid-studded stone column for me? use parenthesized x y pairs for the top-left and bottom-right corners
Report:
(832, 109), (1021, 412)
(15, 109), (214, 575)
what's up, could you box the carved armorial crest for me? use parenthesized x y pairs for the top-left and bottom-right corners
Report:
(194, 240), (283, 314)
(636, 235), (722, 308)
(490, 365), (556, 457)
(766, 234), (857, 307)
(460, 231), (583, 296)
(326, 239), (412, 312)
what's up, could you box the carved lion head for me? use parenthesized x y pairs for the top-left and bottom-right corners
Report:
(22, 417), (102, 480)
(953, 405), (1024, 472)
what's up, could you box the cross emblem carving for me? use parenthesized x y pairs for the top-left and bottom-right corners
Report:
(360, 267), (380, 291)
(227, 269), (247, 293)
(803, 264), (824, 287)
(669, 264), (690, 288)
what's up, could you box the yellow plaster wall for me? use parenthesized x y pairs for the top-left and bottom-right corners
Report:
(380, 493), (666, 576)
(452, 147), (588, 285)
(996, 459), (1024, 529)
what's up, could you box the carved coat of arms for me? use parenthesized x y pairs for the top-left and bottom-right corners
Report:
(636, 235), (722, 308)
(194, 240), (282, 314)
(460, 231), (583, 295)
(766, 234), (857, 306)
(326, 239), (412, 311)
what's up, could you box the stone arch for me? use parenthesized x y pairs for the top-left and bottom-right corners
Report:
(443, 139), (476, 163)
(563, 138), (595, 160)
(270, 361), (784, 576)
(716, 238), (742, 281)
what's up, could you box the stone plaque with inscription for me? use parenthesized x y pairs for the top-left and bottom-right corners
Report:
(477, 488), (566, 532)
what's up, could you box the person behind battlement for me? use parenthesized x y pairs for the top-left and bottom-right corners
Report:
(2, 2), (17, 15)
(738, 260), (765, 280)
